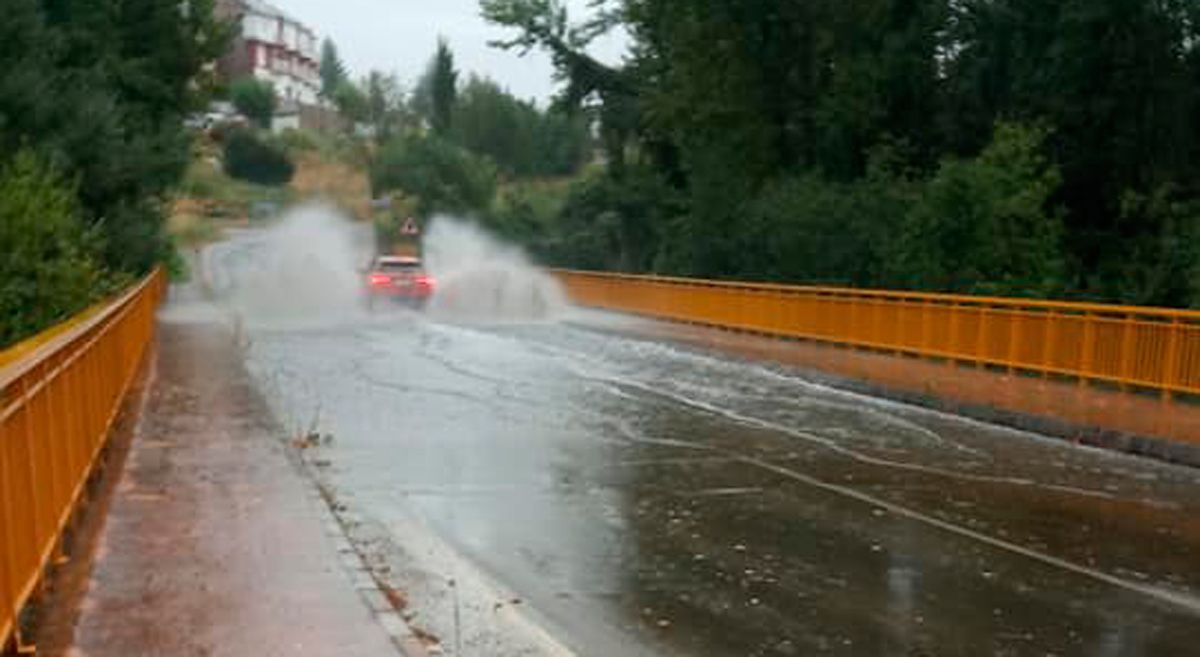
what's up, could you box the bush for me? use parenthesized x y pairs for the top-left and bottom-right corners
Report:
(230, 77), (277, 129)
(736, 172), (913, 287)
(0, 152), (113, 347)
(276, 128), (321, 154)
(223, 130), (295, 186)
(545, 167), (681, 272)
(371, 134), (496, 218)
(892, 123), (1065, 297)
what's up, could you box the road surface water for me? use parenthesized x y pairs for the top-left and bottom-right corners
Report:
(207, 209), (1200, 656)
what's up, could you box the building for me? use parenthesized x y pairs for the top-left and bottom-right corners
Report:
(216, 0), (321, 107)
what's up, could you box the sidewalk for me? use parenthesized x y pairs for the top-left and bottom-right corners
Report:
(41, 298), (406, 656)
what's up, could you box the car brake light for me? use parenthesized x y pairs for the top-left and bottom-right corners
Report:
(368, 273), (391, 286)
(416, 275), (436, 288)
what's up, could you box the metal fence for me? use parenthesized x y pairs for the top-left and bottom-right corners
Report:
(553, 270), (1200, 397)
(1, 269), (164, 652)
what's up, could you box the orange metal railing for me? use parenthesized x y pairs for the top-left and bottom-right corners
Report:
(0, 269), (165, 652)
(553, 270), (1200, 397)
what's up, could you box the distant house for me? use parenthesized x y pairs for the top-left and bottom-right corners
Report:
(216, 0), (321, 108)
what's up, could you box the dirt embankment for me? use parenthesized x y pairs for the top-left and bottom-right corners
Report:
(290, 151), (371, 219)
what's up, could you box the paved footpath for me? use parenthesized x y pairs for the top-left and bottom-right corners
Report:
(52, 294), (406, 656)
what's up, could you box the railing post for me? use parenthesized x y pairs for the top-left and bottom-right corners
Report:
(1163, 317), (1182, 402)
(948, 301), (960, 366)
(974, 305), (988, 369)
(1006, 308), (1021, 374)
(1118, 313), (1134, 391)
(1, 420), (21, 653)
(921, 299), (932, 355)
(1079, 312), (1096, 388)
(1041, 311), (1057, 379)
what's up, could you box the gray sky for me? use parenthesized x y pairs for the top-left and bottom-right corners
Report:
(273, 0), (628, 105)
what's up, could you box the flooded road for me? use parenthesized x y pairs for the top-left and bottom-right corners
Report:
(209, 211), (1200, 656)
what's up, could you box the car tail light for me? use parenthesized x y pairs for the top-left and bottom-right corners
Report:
(416, 275), (436, 288)
(368, 273), (391, 287)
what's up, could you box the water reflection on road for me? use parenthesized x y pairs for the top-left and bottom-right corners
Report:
(211, 222), (1200, 656)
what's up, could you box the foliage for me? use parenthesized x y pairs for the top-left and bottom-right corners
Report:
(363, 70), (410, 143)
(0, 153), (113, 347)
(223, 130), (296, 186)
(0, 0), (227, 340)
(414, 38), (459, 136)
(891, 123), (1065, 296)
(332, 79), (368, 124)
(180, 157), (292, 207)
(544, 166), (681, 272)
(480, 0), (1200, 306)
(370, 133), (497, 218)
(319, 38), (349, 99)
(451, 75), (588, 177)
(0, 0), (228, 273)
(230, 77), (277, 129)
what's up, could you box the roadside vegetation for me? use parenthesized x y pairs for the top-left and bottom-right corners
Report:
(484, 0), (1200, 306)
(0, 0), (228, 347)
(339, 0), (1200, 308)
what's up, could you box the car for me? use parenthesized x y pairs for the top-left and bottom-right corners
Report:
(363, 255), (436, 309)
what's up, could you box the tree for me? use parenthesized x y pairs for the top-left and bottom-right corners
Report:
(371, 134), (496, 218)
(482, 0), (635, 176)
(1, 0), (229, 277)
(332, 79), (368, 125)
(0, 152), (112, 347)
(416, 38), (459, 136)
(319, 38), (349, 99)
(230, 77), (277, 128)
(363, 70), (409, 142)
(223, 130), (295, 186)
(892, 123), (1064, 297)
(451, 75), (588, 176)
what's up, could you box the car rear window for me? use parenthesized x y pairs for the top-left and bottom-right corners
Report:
(377, 261), (421, 272)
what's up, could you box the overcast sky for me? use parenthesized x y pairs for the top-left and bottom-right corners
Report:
(273, 0), (628, 105)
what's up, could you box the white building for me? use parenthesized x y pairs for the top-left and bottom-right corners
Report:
(217, 0), (321, 106)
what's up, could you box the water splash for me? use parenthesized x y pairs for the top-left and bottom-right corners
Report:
(214, 202), (370, 328)
(421, 216), (568, 323)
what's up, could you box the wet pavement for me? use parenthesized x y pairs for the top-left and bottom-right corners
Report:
(58, 289), (403, 656)
(209, 214), (1200, 656)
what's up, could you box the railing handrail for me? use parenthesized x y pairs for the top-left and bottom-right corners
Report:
(549, 268), (1200, 321)
(0, 272), (160, 392)
(1, 268), (164, 652)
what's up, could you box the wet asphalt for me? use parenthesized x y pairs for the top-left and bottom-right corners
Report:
(208, 222), (1200, 657)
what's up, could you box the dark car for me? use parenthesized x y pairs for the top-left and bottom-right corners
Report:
(363, 256), (436, 309)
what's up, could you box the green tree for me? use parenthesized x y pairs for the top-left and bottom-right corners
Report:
(230, 77), (277, 129)
(0, 152), (113, 347)
(415, 38), (459, 136)
(1, 0), (229, 278)
(371, 133), (496, 218)
(320, 38), (349, 99)
(363, 70), (408, 142)
(892, 123), (1064, 297)
(452, 75), (588, 177)
(223, 130), (295, 186)
(333, 79), (368, 125)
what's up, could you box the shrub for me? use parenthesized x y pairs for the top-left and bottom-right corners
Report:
(892, 123), (1065, 297)
(0, 152), (113, 347)
(230, 77), (277, 129)
(223, 129), (295, 186)
(370, 134), (496, 218)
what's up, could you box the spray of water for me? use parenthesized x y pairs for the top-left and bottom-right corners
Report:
(211, 205), (567, 327)
(216, 202), (369, 327)
(421, 216), (568, 323)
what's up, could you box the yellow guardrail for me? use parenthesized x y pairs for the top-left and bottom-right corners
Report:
(553, 270), (1200, 397)
(1, 269), (165, 652)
